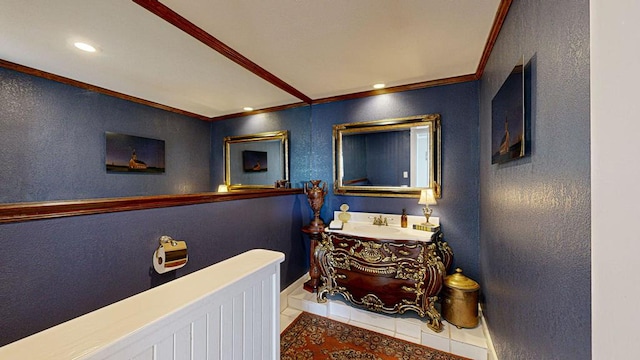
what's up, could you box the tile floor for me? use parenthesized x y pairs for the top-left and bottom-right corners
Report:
(281, 283), (495, 360)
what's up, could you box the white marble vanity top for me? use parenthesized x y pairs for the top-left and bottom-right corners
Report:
(326, 211), (439, 242)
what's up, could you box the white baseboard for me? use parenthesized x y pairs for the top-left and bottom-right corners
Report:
(480, 306), (499, 360)
(280, 273), (309, 312)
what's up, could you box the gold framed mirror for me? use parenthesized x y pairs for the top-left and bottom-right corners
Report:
(333, 114), (441, 198)
(224, 130), (289, 190)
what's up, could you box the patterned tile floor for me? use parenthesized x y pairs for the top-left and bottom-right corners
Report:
(281, 283), (495, 360)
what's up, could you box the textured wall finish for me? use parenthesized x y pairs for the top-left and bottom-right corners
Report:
(309, 82), (481, 281)
(3, 26), (494, 352)
(0, 67), (211, 203)
(209, 82), (480, 279)
(0, 68), (308, 347)
(478, 1), (591, 359)
(365, 131), (411, 186)
(0, 195), (307, 347)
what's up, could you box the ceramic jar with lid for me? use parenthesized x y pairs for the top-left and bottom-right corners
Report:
(442, 268), (480, 328)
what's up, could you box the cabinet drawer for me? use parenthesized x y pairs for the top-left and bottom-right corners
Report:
(334, 269), (421, 307)
(335, 238), (425, 264)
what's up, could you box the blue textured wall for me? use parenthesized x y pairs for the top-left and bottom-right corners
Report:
(0, 68), (211, 203)
(342, 134), (367, 181)
(0, 195), (308, 346)
(0, 68), (309, 346)
(365, 131), (411, 186)
(209, 83), (480, 279)
(478, 1), (591, 359)
(309, 82), (481, 281)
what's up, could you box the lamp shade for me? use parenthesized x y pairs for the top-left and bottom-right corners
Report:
(418, 189), (437, 205)
(217, 184), (229, 193)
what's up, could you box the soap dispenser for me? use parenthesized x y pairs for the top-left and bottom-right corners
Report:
(401, 208), (408, 228)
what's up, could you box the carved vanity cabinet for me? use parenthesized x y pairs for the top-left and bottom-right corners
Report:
(316, 229), (453, 332)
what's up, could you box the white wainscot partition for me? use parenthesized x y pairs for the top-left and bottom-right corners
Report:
(0, 249), (285, 360)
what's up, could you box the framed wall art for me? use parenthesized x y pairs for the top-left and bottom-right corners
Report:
(105, 132), (165, 173)
(491, 56), (530, 164)
(242, 150), (268, 172)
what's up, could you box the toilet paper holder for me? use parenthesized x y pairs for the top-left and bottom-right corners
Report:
(153, 235), (188, 274)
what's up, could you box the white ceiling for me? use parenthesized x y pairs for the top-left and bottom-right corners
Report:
(0, 0), (501, 119)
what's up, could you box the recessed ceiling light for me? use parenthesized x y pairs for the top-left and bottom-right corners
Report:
(74, 42), (97, 53)
(243, 107), (254, 112)
(373, 83), (386, 89)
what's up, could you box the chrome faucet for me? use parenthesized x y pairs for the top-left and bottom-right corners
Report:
(370, 215), (389, 226)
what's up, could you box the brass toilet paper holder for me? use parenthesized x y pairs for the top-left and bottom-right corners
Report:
(153, 235), (188, 274)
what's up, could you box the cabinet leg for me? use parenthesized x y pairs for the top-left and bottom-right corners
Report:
(425, 296), (444, 333)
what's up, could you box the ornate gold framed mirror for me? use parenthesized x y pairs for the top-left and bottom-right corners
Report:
(224, 130), (289, 190)
(333, 114), (441, 198)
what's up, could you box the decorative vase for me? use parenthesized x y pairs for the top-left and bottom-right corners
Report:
(338, 203), (351, 223)
(304, 180), (327, 231)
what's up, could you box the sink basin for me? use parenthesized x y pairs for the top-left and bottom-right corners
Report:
(350, 224), (402, 236)
(332, 222), (432, 242)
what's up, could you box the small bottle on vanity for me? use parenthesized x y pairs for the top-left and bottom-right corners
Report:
(401, 208), (408, 228)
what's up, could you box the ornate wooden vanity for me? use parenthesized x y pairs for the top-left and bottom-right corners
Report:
(315, 220), (452, 332)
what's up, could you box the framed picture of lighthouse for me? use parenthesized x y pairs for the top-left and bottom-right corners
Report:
(105, 132), (165, 173)
(491, 56), (529, 165)
(242, 150), (268, 172)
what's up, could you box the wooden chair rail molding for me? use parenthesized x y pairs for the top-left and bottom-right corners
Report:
(0, 188), (302, 224)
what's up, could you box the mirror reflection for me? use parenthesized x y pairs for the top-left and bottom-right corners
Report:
(224, 130), (289, 190)
(334, 114), (441, 198)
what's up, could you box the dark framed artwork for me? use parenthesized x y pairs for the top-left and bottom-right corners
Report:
(242, 150), (268, 172)
(105, 132), (165, 173)
(491, 56), (529, 164)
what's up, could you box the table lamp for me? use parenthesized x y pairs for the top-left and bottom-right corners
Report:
(418, 189), (437, 225)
